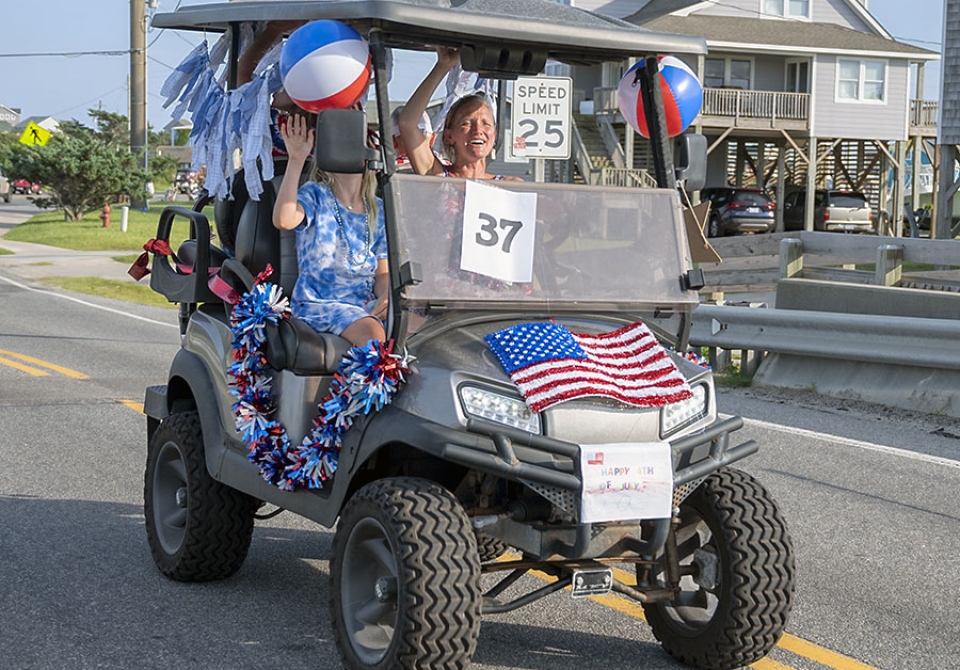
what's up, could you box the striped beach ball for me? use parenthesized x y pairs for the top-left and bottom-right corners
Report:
(617, 55), (703, 138)
(279, 20), (371, 114)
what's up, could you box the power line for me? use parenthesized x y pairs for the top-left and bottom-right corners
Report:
(0, 49), (141, 58)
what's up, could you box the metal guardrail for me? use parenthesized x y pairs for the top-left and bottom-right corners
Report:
(689, 304), (960, 371)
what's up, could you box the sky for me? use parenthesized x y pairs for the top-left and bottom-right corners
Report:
(0, 0), (946, 133)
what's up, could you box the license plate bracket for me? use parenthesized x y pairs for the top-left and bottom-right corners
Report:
(570, 567), (613, 598)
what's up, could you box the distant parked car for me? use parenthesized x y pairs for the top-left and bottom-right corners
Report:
(10, 178), (41, 195)
(701, 187), (776, 237)
(783, 189), (874, 233)
(11, 178), (32, 195)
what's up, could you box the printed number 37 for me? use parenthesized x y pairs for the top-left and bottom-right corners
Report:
(476, 213), (523, 253)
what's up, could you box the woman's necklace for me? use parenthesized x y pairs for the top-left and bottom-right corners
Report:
(332, 195), (372, 268)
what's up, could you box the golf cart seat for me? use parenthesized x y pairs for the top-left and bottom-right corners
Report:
(146, 195), (231, 305)
(231, 168), (352, 376)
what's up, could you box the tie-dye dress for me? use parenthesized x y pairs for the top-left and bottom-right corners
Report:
(291, 181), (387, 336)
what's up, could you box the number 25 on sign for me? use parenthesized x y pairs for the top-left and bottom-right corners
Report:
(460, 180), (538, 283)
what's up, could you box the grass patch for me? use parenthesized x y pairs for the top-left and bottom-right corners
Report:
(41, 276), (177, 309)
(2, 202), (203, 251)
(714, 372), (753, 388)
(0, 247), (12, 255)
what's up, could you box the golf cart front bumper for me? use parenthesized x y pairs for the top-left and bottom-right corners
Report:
(366, 408), (756, 560)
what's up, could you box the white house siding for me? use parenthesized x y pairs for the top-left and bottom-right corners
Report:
(754, 54), (789, 91)
(695, 0), (760, 19)
(692, 0), (873, 32)
(811, 0), (874, 32)
(811, 55), (909, 140)
(566, 0), (647, 19)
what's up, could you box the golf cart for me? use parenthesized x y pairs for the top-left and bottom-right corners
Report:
(142, 2), (795, 670)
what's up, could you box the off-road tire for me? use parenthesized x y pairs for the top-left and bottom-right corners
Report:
(144, 411), (255, 581)
(331, 477), (481, 670)
(643, 467), (795, 670)
(475, 532), (508, 562)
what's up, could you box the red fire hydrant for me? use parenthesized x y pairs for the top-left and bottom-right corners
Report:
(99, 203), (111, 228)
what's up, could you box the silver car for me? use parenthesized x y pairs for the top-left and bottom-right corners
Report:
(784, 188), (874, 233)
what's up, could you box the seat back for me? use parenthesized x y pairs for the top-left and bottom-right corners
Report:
(230, 160), (349, 375)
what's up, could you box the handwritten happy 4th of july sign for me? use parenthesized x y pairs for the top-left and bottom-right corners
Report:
(580, 442), (674, 523)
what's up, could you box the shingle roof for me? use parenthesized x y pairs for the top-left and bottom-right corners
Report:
(629, 14), (938, 58)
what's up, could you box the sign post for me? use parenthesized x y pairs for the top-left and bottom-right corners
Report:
(511, 76), (572, 163)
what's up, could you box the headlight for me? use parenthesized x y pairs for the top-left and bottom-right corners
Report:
(660, 383), (707, 437)
(459, 385), (541, 433)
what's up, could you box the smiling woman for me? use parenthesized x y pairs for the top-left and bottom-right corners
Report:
(398, 47), (522, 181)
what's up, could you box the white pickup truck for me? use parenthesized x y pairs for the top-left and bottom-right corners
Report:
(0, 168), (11, 204)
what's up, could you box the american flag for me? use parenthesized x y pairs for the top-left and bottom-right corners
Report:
(484, 321), (692, 413)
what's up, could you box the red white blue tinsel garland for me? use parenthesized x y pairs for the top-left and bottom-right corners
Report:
(227, 282), (410, 491)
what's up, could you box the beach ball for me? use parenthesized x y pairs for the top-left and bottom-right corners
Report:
(279, 20), (371, 114)
(617, 55), (703, 138)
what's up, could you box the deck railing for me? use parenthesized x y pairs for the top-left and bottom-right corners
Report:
(702, 88), (809, 121)
(910, 99), (938, 129)
(594, 86), (808, 124)
(599, 167), (657, 188)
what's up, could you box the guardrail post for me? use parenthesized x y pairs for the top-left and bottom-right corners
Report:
(780, 238), (803, 278)
(875, 244), (903, 287)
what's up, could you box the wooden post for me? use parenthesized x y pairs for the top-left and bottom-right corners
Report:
(805, 136), (817, 231)
(894, 140), (907, 238)
(875, 244), (903, 286)
(780, 238), (803, 279)
(879, 149), (890, 235)
(911, 137), (922, 219)
(776, 145), (786, 232)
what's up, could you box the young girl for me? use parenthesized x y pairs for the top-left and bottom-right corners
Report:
(272, 113), (389, 346)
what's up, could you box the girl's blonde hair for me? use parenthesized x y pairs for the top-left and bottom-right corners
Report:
(441, 93), (496, 163)
(311, 167), (379, 237)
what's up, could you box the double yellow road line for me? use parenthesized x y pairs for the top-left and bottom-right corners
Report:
(524, 562), (880, 670)
(0, 349), (144, 412)
(0, 348), (88, 378)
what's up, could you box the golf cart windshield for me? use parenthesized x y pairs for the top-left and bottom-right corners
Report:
(389, 174), (698, 312)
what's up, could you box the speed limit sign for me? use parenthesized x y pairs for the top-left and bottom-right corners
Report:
(511, 76), (572, 159)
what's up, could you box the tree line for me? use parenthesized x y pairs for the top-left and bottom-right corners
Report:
(0, 110), (186, 221)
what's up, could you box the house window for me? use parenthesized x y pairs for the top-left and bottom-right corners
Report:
(786, 60), (810, 94)
(837, 58), (886, 102)
(763, 0), (810, 18)
(704, 57), (753, 89)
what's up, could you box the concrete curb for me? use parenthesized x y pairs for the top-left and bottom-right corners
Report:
(0, 199), (143, 283)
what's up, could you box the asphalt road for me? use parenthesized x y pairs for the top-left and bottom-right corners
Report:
(2, 260), (960, 669)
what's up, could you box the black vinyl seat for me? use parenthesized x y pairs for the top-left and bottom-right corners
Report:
(224, 163), (351, 376)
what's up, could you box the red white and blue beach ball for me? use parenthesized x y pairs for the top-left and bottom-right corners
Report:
(280, 20), (371, 114)
(617, 56), (703, 138)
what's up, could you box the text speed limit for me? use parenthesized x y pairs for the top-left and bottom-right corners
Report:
(511, 76), (572, 159)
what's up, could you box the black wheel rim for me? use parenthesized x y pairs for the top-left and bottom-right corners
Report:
(658, 508), (721, 632)
(340, 517), (400, 664)
(153, 441), (188, 555)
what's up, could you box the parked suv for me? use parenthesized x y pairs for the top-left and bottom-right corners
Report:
(783, 189), (874, 233)
(701, 187), (775, 237)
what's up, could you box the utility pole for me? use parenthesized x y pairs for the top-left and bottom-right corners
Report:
(130, 0), (147, 168)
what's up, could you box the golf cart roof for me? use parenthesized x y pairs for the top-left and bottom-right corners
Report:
(152, 0), (708, 64)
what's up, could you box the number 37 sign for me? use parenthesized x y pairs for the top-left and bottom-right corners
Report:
(511, 76), (572, 159)
(461, 180), (538, 283)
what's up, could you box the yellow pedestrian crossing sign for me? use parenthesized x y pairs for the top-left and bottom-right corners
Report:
(19, 121), (51, 147)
